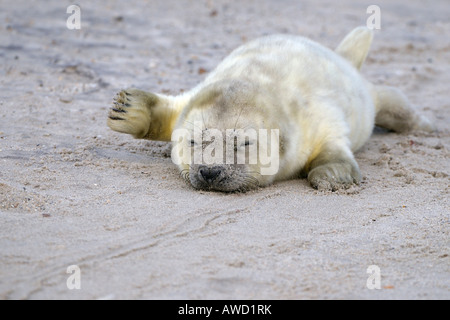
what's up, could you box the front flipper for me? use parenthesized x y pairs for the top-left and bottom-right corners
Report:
(307, 143), (361, 191)
(108, 88), (179, 141)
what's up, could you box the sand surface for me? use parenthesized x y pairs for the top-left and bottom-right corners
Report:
(0, 0), (449, 299)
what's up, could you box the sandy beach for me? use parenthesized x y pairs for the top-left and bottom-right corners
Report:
(0, 0), (449, 299)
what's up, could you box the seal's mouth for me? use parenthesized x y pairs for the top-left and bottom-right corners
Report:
(184, 164), (259, 193)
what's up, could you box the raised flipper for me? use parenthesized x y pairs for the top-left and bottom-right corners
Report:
(335, 26), (373, 70)
(108, 89), (183, 141)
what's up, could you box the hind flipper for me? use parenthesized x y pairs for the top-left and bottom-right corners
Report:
(373, 85), (435, 133)
(335, 26), (373, 70)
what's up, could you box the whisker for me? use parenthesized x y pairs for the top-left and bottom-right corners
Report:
(179, 168), (191, 184)
(246, 171), (263, 179)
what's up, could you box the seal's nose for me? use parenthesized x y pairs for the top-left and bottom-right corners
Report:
(199, 166), (222, 184)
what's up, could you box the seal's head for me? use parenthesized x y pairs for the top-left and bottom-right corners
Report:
(171, 80), (282, 192)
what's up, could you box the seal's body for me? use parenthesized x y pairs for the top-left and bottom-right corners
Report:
(108, 27), (434, 192)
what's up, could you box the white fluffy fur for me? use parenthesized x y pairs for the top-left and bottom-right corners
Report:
(108, 27), (435, 191)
